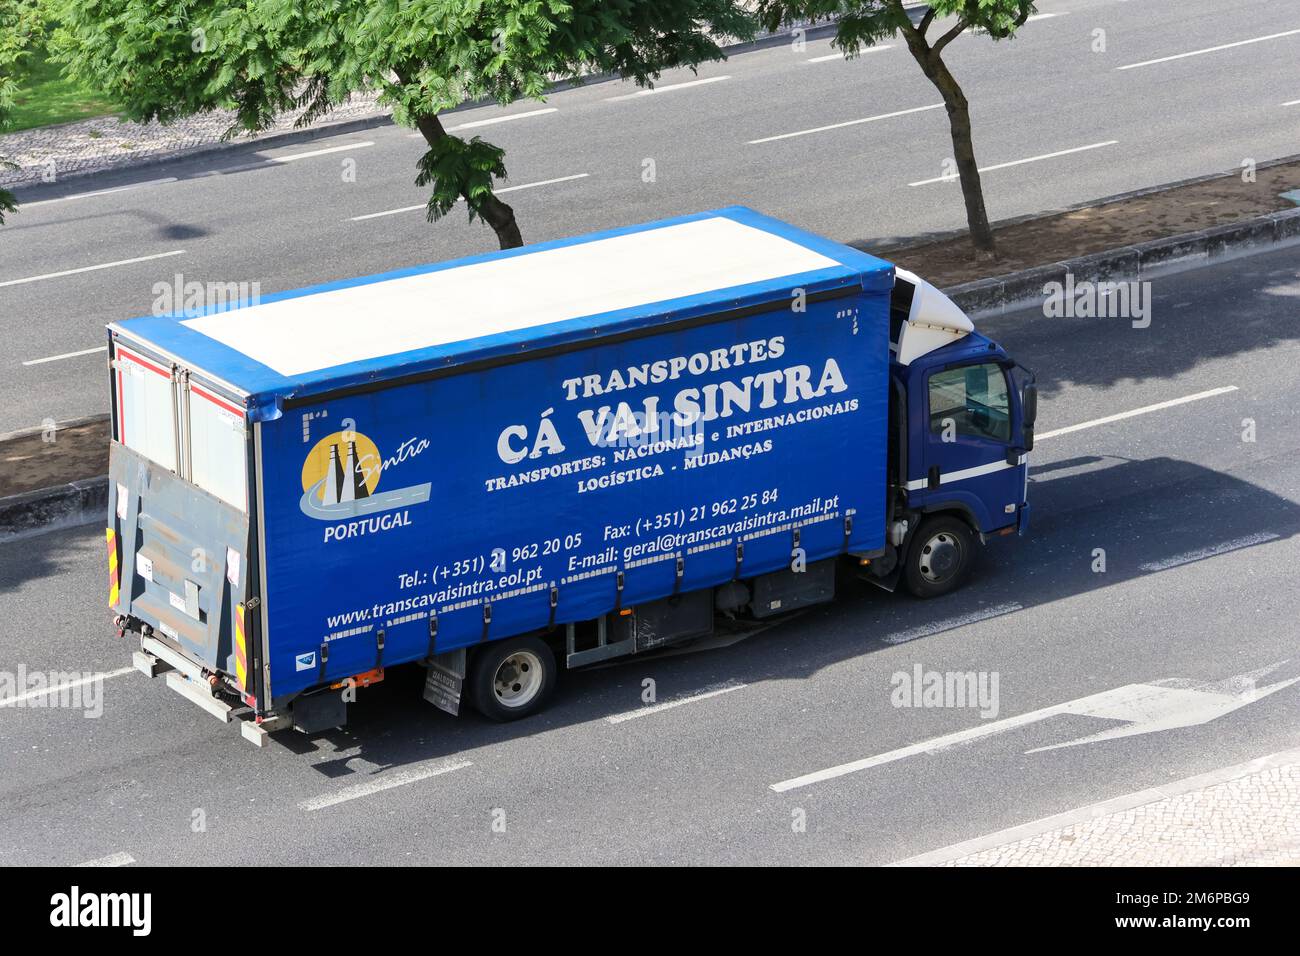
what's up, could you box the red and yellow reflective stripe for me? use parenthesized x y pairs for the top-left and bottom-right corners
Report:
(105, 527), (120, 608)
(234, 602), (248, 691)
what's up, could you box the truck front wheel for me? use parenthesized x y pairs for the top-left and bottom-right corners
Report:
(903, 516), (974, 599)
(469, 635), (556, 722)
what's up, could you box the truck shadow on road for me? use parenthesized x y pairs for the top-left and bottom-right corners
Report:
(982, 251), (1300, 400)
(287, 453), (1300, 779)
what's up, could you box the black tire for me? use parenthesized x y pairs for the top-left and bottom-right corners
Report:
(903, 515), (975, 599)
(468, 635), (556, 722)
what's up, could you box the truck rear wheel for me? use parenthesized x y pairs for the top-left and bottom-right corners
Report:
(903, 516), (974, 599)
(469, 635), (556, 722)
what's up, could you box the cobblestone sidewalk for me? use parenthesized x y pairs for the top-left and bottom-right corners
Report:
(893, 748), (1300, 866)
(0, 93), (388, 189)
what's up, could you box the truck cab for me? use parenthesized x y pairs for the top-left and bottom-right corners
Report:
(875, 269), (1037, 597)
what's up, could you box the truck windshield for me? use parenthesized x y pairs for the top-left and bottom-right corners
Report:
(189, 382), (248, 511)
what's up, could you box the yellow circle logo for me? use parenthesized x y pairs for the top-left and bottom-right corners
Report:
(301, 431), (382, 504)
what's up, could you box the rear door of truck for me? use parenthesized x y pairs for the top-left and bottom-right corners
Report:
(107, 335), (261, 707)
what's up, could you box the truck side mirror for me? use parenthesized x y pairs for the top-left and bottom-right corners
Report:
(1023, 383), (1038, 427)
(1023, 424), (1034, 452)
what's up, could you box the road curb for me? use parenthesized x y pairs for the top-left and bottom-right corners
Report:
(873, 151), (1300, 258)
(945, 205), (1300, 319)
(888, 746), (1300, 866)
(0, 477), (108, 542)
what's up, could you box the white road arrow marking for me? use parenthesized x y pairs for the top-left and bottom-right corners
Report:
(770, 662), (1298, 792)
(1026, 663), (1300, 753)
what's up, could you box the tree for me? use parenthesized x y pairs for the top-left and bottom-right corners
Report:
(757, 0), (1035, 255)
(52, 0), (754, 249)
(0, 0), (45, 224)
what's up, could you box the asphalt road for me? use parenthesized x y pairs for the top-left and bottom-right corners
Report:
(2, 0), (1299, 431)
(1, 243), (1297, 865)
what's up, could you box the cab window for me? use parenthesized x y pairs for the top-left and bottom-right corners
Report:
(928, 363), (1011, 442)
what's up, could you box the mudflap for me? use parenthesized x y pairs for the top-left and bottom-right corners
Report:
(423, 648), (467, 716)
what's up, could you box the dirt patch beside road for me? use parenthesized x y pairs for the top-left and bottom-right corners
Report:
(874, 159), (1300, 288)
(0, 418), (109, 498)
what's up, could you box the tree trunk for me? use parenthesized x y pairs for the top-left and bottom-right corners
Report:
(412, 112), (523, 250)
(913, 55), (997, 256)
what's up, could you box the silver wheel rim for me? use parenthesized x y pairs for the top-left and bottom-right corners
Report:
(918, 531), (963, 584)
(493, 650), (544, 709)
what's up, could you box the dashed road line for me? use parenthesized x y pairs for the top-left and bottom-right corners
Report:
(0, 250), (186, 289)
(268, 141), (375, 162)
(881, 603), (1024, 646)
(0, 667), (135, 708)
(24, 178), (179, 208)
(749, 103), (943, 145)
(299, 759), (472, 811)
(606, 681), (746, 724)
(349, 173), (589, 221)
(806, 45), (894, 62)
(1035, 386), (1238, 441)
(909, 141), (1118, 186)
(1117, 28), (1300, 70)
(22, 345), (109, 367)
(1140, 532), (1281, 573)
(607, 76), (730, 101)
(77, 852), (136, 867)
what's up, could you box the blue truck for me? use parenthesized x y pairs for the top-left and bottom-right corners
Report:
(106, 207), (1036, 745)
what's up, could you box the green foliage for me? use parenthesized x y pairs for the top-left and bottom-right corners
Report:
(415, 135), (507, 227)
(0, 0), (47, 222)
(756, 0), (1035, 57)
(50, 0), (756, 237)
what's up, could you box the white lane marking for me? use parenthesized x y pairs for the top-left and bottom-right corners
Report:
(1140, 532), (1281, 573)
(1035, 386), (1238, 441)
(1026, 12), (1063, 21)
(909, 140), (1118, 185)
(22, 345), (109, 367)
(0, 250), (186, 289)
(77, 852), (136, 867)
(445, 107), (558, 131)
(348, 173), (589, 221)
(1284, 99), (1300, 107)
(606, 75), (730, 101)
(749, 103), (943, 145)
(771, 664), (1299, 792)
(0, 667), (135, 708)
(606, 681), (745, 724)
(24, 178), (179, 208)
(807, 45), (894, 62)
(299, 759), (472, 811)
(881, 603), (1024, 646)
(1117, 28), (1300, 70)
(268, 141), (375, 162)
(772, 704), (1061, 792)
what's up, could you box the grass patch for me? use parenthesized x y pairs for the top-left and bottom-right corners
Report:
(7, 46), (119, 132)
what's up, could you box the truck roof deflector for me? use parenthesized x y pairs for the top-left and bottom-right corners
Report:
(893, 267), (974, 366)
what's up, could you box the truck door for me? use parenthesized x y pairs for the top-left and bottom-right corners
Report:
(108, 340), (257, 703)
(913, 361), (1023, 531)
